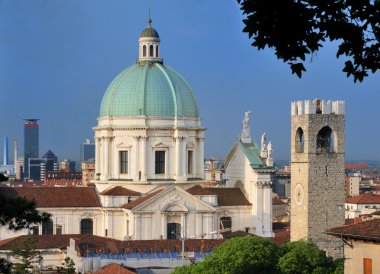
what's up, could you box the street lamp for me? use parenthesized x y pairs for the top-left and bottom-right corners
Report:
(172, 231), (185, 266)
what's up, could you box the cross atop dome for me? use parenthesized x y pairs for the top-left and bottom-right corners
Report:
(139, 18), (162, 63)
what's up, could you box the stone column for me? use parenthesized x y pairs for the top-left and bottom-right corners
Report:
(175, 137), (181, 180)
(263, 183), (274, 237)
(95, 137), (100, 179)
(197, 137), (205, 179)
(254, 182), (264, 236)
(134, 136), (140, 181)
(103, 137), (109, 180)
(180, 137), (187, 181)
(140, 136), (147, 181)
(161, 214), (166, 239)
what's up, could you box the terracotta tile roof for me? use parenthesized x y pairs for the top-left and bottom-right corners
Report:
(187, 186), (251, 206)
(0, 234), (83, 250)
(272, 222), (290, 245)
(207, 188), (251, 206)
(345, 163), (368, 170)
(100, 186), (141, 196)
(122, 190), (162, 209)
(0, 187), (101, 207)
(272, 196), (286, 205)
(95, 263), (137, 274)
(75, 236), (224, 255)
(325, 219), (380, 241)
(345, 193), (380, 204)
(187, 185), (214, 195)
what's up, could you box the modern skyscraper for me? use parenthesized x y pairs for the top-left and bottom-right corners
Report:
(80, 139), (95, 162)
(24, 119), (39, 179)
(3, 137), (8, 165)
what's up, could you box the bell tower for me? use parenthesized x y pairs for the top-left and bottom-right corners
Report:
(290, 99), (345, 258)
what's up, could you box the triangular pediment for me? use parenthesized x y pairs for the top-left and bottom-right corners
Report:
(153, 142), (169, 148)
(128, 186), (216, 213)
(186, 142), (195, 148)
(116, 142), (132, 148)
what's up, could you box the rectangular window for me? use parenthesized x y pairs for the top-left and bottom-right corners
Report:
(56, 225), (62, 235)
(155, 151), (165, 174)
(364, 258), (372, 274)
(187, 151), (193, 174)
(32, 226), (39, 235)
(42, 221), (53, 235)
(120, 151), (128, 173)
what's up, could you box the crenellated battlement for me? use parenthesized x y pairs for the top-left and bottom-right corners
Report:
(291, 99), (345, 116)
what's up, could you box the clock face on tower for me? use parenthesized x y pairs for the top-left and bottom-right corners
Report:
(295, 184), (304, 205)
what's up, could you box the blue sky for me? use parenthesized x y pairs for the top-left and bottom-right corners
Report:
(1, 0), (379, 164)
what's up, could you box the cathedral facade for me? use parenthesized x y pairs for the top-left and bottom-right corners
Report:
(0, 19), (274, 242)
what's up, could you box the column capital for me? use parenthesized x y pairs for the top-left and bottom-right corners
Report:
(254, 181), (272, 188)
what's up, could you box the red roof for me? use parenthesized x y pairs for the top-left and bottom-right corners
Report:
(0, 187), (101, 207)
(187, 186), (252, 206)
(122, 190), (162, 209)
(272, 196), (286, 205)
(326, 219), (380, 241)
(187, 185), (214, 195)
(100, 186), (141, 196)
(95, 263), (136, 274)
(0, 234), (82, 250)
(346, 193), (380, 204)
(345, 163), (369, 170)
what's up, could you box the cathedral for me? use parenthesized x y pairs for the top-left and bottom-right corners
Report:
(0, 19), (275, 242)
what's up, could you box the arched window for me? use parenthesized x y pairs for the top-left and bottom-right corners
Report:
(142, 45), (146, 57)
(42, 220), (53, 235)
(149, 45), (154, 57)
(80, 219), (93, 235)
(220, 217), (232, 230)
(316, 126), (334, 153)
(295, 127), (304, 153)
(155, 45), (159, 57)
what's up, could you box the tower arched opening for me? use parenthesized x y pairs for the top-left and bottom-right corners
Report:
(295, 127), (304, 153)
(316, 126), (334, 153)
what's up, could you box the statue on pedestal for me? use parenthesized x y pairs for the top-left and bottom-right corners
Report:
(260, 132), (268, 158)
(240, 111), (252, 143)
(266, 141), (274, 167)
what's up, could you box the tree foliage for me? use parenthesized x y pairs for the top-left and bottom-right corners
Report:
(0, 173), (51, 231)
(173, 237), (343, 274)
(173, 237), (279, 274)
(11, 235), (42, 274)
(56, 257), (76, 274)
(0, 258), (12, 274)
(237, 0), (380, 82)
(278, 241), (339, 274)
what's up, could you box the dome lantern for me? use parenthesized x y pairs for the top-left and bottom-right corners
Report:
(139, 18), (162, 63)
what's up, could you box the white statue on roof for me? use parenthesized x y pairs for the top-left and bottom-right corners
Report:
(260, 132), (268, 158)
(266, 141), (274, 167)
(241, 111), (252, 143)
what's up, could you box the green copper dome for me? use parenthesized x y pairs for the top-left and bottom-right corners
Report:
(100, 62), (199, 118)
(140, 27), (159, 38)
(140, 18), (160, 38)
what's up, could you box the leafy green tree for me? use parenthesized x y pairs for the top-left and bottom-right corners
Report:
(278, 240), (341, 274)
(237, 0), (380, 82)
(0, 173), (51, 230)
(0, 258), (12, 274)
(11, 235), (42, 274)
(56, 257), (76, 274)
(173, 237), (343, 274)
(173, 236), (279, 274)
